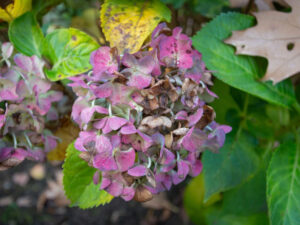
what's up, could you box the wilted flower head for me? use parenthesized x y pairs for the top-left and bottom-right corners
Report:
(0, 42), (62, 170)
(70, 24), (231, 201)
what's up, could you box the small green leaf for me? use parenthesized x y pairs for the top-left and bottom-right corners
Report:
(63, 142), (113, 209)
(192, 12), (296, 108)
(43, 28), (99, 81)
(202, 132), (260, 202)
(267, 137), (300, 225)
(192, 0), (229, 18)
(8, 11), (44, 57)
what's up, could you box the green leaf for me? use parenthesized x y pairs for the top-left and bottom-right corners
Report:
(202, 132), (260, 202)
(8, 12), (44, 57)
(205, 212), (268, 225)
(222, 168), (267, 215)
(43, 28), (99, 81)
(100, 0), (171, 54)
(210, 79), (240, 124)
(63, 142), (113, 209)
(192, 12), (296, 108)
(191, 0), (229, 18)
(267, 137), (300, 225)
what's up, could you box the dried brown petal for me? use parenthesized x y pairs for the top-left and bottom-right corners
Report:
(122, 172), (135, 186)
(165, 133), (173, 149)
(172, 127), (189, 136)
(141, 116), (172, 129)
(134, 185), (153, 202)
(79, 152), (94, 167)
(0, 157), (23, 171)
(197, 105), (216, 129)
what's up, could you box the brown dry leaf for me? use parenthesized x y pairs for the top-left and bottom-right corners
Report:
(47, 120), (80, 161)
(226, 0), (300, 83)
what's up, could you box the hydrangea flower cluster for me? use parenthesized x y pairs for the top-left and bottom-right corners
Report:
(70, 24), (231, 202)
(0, 42), (63, 170)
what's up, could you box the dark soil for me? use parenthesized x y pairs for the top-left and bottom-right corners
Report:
(0, 161), (194, 225)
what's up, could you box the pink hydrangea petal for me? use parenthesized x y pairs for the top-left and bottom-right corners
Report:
(93, 151), (117, 171)
(108, 116), (128, 131)
(175, 111), (188, 120)
(96, 135), (112, 153)
(120, 124), (137, 134)
(14, 54), (32, 73)
(94, 118), (108, 130)
(189, 160), (203, 177)
(121, 187), (135, 201)
(93, 171), (100, 185)
(160, 148), (175, 165)
(188, 108), (203, 127)
(100, 177), (111, 189)
(90, 47), (118, 77)
(182, 127), (206, 152)
(106, 181), (123, 197)
(177, 160), (190, 179)
(111, 135), (121, 149)
(128, 165), (147, 177)
(74, 131), (97, 152)
(115, 148), (135, 172)
(127, 72), (152, 89)
(91, 82), (113, 98)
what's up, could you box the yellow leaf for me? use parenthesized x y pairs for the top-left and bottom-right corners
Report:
(47, 120), (80, 161)
(100, 0), (171, 54)
(0, 0), (32, 22)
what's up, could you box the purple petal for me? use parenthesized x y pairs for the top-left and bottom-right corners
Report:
(108, 116), (128, 131)
(188, 108), (203, 127)
(115, 148), (135, 172)
(93, 151), (117, 171)
(14, 54), (32, 73)
(96, 135), (112, 153)
(177, 160), (189, 179)
(128, 165), (147, 177)
(175, 111), (188, 120)
(127, 72), (152, 89)
(120, 124), (137, 134)
(106, 181), (123, 197)
(90, 47), (118, 77)
(189, 160), (202, 177)
(100, 177), (111, 189)
(91, 82), (113, 98)
(121, 187), (135, 201)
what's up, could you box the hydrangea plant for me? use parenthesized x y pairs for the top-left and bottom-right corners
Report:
(0, 42), (63, 170)
(69, 23), (231, 202)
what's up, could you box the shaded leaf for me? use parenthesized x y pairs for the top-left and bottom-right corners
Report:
(202, 132), (260, 201)
(100, 0), (171, 54)
(8, 11), (44, 57)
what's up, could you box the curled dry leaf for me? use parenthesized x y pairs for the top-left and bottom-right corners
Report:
(226, 0), (300, 83)
(141, 116), (172, 129)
